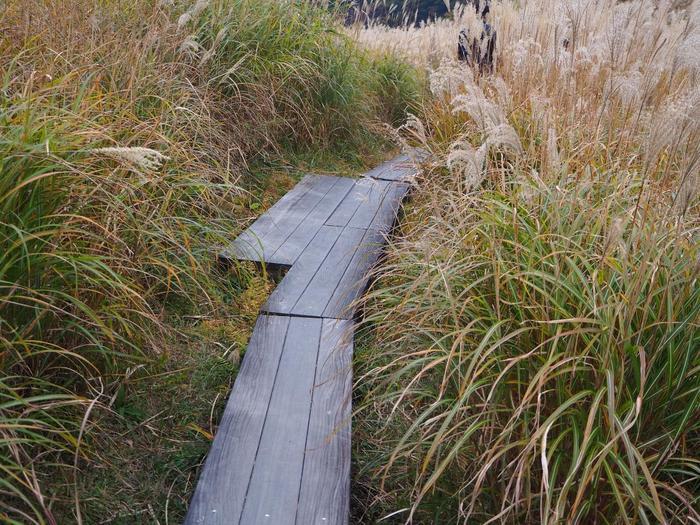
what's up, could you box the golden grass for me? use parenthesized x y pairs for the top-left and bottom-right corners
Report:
(1, 0), (420, 521)
(353, 1), (699, 523)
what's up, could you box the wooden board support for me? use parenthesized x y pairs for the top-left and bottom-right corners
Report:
(187, 153), (422, 525)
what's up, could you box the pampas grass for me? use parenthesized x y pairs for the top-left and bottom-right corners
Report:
(91, 147), (170, 172)
(353, 1), (700, 523)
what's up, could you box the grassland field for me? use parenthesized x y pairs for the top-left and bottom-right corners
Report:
(1, 0), (698, 523)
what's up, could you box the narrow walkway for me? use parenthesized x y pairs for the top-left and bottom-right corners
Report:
(185, 152), (422, 525)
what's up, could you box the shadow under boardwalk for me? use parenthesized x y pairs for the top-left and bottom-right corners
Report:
(185, 151), (424, 525)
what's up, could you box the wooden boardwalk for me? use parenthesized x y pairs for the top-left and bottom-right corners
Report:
(185, 153), (422, 525)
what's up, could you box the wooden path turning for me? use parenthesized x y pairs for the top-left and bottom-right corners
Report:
(185, 152), (422, 525)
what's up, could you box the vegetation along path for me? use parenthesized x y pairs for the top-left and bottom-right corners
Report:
(184, 152), (424, 525)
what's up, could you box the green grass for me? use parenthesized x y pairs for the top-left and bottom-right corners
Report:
(356, 175), (699, 522)
(59, 271), (263, 523)
(354, 143), (700, 525)
(352, 1), (699, 519)
(0, 0), (421, 521)
(190, 0), (422, 154)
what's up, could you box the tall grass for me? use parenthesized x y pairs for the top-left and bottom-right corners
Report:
(187, 0), (421, 151)
(353, 1), (700, 523)
(1, 0), (419, 521)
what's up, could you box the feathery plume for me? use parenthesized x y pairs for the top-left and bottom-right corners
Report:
(179, 35), (203, 57)
(452, 91), (505, 131)
(447, 139), (488, 191)
(486, 123), (523, 155)
(92, 147), (169, 172)
(400, 113), (429, 146)
(429, 60), (473, 97)
(177, 0), (210, 31)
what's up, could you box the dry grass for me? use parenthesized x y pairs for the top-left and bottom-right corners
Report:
(0, 0), (420, 521)
(353, 1), (700, 523)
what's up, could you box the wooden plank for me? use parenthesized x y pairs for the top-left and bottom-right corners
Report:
(221, 153), (422, 264)
(262, 225), (343, 315)
(325, 179), (409, 233)
(344, 179), (393, 230)
(184, 315), (291, 525)
(270, 177), (355, 265)
(239, 317), (323, 525)
(366, 182), (409, 233)
(323, 228), (385, 319)
(296, 319), (353, 525)
(221, 175), (322, 263)
(265, 227), (388, 320)
(256, 175), (339, 263)
(289, 227), (367, 318)
(192, 155), (419, 525)
(222, 174), (339, 264)
(363, 153), (418, 182)
(323, 180), (369, 229)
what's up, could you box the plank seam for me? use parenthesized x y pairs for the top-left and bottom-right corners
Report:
(325, 183), (364, 228)
(236, 317), (293, 525)
(364, 181), (408, 231)
(293, 319), (324, 525)
(321, 229), (385, 319)
(286, 226), (355, 315)
(267, 176), (351, 264)
(256, 310), (347, 321)
(348, 179), (384, 229)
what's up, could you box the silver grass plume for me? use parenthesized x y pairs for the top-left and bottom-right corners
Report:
(177, 0), (210, 31)
(91, 147), (170, 184)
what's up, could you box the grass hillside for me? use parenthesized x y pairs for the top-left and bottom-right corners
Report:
(0, 0), (420, 522)
(354, 0), (699, 523)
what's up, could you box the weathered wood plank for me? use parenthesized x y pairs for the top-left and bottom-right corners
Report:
(262, 225), (342, 315)
(190, 155), (420, 525)
(363, 149), (427, 182)
(363, 153), (417, 182)
(184, 315), (291, 525)
(323, 180), (368, 229)
(264, 227), (388, 320)
(344, 179), (393, 230)
(270, 177), (354, 265)
(222, 174), (340, 265)
(255, 175), (338, 263)
(325, 179), (409, 233)
(289, 227), (367, 318)
(296, 319), (353, 525)
(222, 151), (422, 264)
(323, 228), (385, 319)
(366, 182), (409, 232)
(220, 175), (322, 263)
(238, 317), (323, 525)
